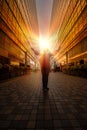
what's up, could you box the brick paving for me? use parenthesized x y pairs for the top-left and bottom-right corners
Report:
(0, 71), (87, 130)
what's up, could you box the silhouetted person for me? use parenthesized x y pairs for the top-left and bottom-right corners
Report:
(31, 47), (57, 91)
(40, 50), (50, 91)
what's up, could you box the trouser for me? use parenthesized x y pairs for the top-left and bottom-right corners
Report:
(42, 72), (49, 89)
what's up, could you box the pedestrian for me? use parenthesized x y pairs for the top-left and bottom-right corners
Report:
(40, 49), (50, 91)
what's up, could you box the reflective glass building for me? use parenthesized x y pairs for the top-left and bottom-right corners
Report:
(0, 0), (39, 66)
(50, 0), (87, 67)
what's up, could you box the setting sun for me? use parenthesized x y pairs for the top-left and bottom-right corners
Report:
(39, 36), (50, 52)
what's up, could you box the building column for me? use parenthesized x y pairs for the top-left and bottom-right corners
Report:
(66, 52), (68, 66)
(25, 52), (27, 67)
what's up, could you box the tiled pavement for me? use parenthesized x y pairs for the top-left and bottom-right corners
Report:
(0, 71), (87, 130)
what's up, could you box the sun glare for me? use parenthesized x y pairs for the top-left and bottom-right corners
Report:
(39, 36), (50, 52)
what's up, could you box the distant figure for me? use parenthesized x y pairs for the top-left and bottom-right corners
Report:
(40, 50), (50, 91)
(31, 47), (57, 91)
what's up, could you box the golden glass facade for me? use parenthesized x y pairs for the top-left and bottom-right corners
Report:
(50, 0), (87, 66)
(0, 0), (39, 65)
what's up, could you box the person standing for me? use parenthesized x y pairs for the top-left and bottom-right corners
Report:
(40, 50), (50, 91)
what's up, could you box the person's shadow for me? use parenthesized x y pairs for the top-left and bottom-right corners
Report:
(42, 91), (49, 100)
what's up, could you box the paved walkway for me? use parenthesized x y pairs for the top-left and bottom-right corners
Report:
(0, 71), (87, 130)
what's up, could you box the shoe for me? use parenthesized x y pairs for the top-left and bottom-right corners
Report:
(44, 87), (49, 91)
(43, 87), (49, 91)
(43, 88), (47, 91)
(46, 87), (49, 90)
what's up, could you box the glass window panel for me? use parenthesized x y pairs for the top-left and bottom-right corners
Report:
(7, 0), (14, 12)
(80, 0), (87, 10)
(5, 36), (11, 50)
(13, 17), (17, 31)
(81, 38), (87, 53)
(13, 1), (18, 18)
(82, 7), (87, 26)
(1, 0), (9, 20)
(77, 2), (82, 17)
(8, 8), (13, 22)
(0, 0), (3, 13)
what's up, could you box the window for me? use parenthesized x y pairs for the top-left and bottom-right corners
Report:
(1, 0), (9, 21)
(0, 0), (3, 12)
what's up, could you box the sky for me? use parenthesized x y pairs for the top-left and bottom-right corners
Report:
(36, 0), (53, 37)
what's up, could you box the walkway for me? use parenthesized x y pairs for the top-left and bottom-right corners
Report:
(0, 72), (87, 130)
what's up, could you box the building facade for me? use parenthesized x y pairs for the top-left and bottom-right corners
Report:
(50, 0), (87, 67)
(0, 0), (39, 66)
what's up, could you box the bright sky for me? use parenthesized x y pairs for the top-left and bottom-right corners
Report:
(36, 0), (53, 37)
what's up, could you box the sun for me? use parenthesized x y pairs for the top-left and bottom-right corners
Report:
(39, 36), (50, 52)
